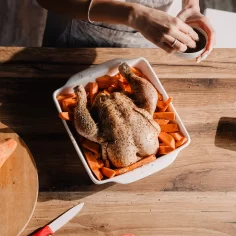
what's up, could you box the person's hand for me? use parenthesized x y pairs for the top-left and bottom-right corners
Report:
(177, 6), (216, 62)
(129, 4), (199, 53)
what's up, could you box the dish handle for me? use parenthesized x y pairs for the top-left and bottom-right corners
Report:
(113, 151), (180, 185)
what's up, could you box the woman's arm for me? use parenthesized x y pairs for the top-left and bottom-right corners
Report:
(36, 0), (135, 24)
(37, 0), (198, 53)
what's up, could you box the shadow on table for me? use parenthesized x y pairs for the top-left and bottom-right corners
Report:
(0, 47), (115, 200)
(215, 117), (236, 152)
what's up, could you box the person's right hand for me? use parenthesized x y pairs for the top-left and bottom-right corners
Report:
(129, 4), (199, 53)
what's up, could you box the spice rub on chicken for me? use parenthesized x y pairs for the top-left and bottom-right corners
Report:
(74, 62), (160, 168)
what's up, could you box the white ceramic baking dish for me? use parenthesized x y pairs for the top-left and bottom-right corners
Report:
(53, 57), (191, 184)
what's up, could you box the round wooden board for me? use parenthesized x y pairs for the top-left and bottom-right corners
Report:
(0, 122), (38, 236)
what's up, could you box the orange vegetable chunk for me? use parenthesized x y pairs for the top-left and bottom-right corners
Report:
(160, 124), (179, 133)
(154, 119), (169, 125)
(153, 112), (175, 120)
(83, 150), (102, 170)
(114, 155), (156, 176)
(160, 97), (173, 112)
(58, 112), (71, 121)
(101, 167), (116, 178)
(169, 132), (184, 141)
(81, 139), (100, 154)
(93, 169), (103, 180)
(158, 132), (175, 150)
(89, 82), (98, 105)
(156, 100), (165, 109)
(175, 137), (188, 148)
(159, 146), (174, 154)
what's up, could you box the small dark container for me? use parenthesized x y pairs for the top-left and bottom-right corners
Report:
(185, 28), (207, 53)
(175, 27), (208, 59)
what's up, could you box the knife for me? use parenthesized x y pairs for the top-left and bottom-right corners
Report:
(33, 202), (84, 236)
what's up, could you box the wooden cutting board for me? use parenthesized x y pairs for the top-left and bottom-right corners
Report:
(0, 122), (38, 236)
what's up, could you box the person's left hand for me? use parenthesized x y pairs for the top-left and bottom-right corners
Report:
(177, 6), (216, 63)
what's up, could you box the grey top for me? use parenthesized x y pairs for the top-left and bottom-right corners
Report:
(42, 0), (174, 48)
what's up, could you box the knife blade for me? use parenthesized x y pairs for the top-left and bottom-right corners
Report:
(33, 202), (84, 236)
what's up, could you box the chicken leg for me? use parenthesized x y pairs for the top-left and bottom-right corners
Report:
(118, 62), (157, 115)
(74, 85), (99, 142)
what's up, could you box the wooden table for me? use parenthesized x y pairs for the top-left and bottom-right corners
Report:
(0, 47), (236, 236)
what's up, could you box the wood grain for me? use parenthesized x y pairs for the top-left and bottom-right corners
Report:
(0, 47), (235, 236)
(0, 122), (38, 236)
(0, 77), (235, 192)
(22, 191), (236, 236)
(0, 48), (236, 78)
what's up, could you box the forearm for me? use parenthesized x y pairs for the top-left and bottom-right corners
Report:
(37, 0), (137, 26)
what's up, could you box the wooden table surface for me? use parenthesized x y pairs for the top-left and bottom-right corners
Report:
(0, 47), (236, 236)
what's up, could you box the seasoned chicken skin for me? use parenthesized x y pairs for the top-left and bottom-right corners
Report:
(74, 62), (160, 168)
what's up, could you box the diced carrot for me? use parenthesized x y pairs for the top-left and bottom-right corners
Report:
(89, 82), (98, 105)
(105, 159), (110, 168)
(96, 75), (119, 89)
(62, 97), (77, 112)
(57, 93), (75, 102)
(159, 143), (165, 146)
(83, 149), (103, 170)
(156, 100), (165, 109)
(159, 146), (174, 154)
(63, 96), (76, 103)
(131, 67), (147, 79)
(111, 83), (119, 88)
(58, 112), (72, 121)
(84, 83), (90, 93)
(124, 84), (132, 93)
(153, 112), (175, 120)
(154, 119), (169, 125)
(103, 89), (110, 95)
(108, 86), (116, 93)
(128, 155), (156, 171)
(62, 101), (70, 112)
(0, 138), (17, 168)
(93, 152), (101, 159)
(158, 132), (175, 150)
(114, 167), (129, 176)
(81, 139), (100, 154)
(83, 150), (104, 180)
(118, 81), (128, 90)
(97, 159), (104, 168)
(118, 81), (132, 93)
(111, 73), (121, 81)
(100, 167), (116, 178)
(156, 97), (172, 111)
(96, 75), (112, 89)
(160, 97), (172, 112)
(158, 92), (163, 101)
(118, 75), (127, 83)
(169, 132), (184, 141)
(93, 169), (104, 180)
(160, 124), (179, 133)
(114, 155), (156, 176)
(175, 137), (188, 148)
(68, 103), (77, 110)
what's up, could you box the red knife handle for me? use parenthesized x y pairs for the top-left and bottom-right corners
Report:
(33, 225), (54, 236)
